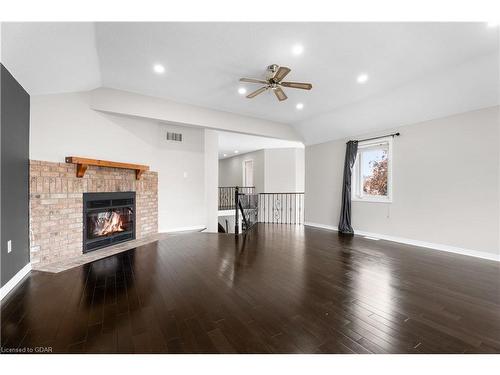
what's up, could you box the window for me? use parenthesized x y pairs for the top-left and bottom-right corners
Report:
(352, 137), (392, 202)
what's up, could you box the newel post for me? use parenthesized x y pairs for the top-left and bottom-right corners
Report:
(234, 186), (239, 235)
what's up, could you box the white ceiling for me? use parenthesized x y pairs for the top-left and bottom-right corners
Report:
(2, 22), (499, 144)
(1, 23), (101, 94)
(217, 130), (303, 159)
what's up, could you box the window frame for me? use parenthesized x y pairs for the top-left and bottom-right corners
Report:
(351, 136), (393, 203)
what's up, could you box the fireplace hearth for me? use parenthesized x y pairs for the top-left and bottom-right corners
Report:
(83, 192), (136, 252)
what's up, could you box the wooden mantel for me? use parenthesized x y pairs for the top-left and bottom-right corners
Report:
(65, 157), (149, 180)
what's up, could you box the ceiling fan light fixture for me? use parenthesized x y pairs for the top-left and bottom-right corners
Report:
(239, 64), (312, 101)
(238, 87), (247, 95)
(296, 103), (304, 110)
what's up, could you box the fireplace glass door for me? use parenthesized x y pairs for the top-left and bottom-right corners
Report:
(86, 207), (134, 241)
(83, 192), (136, 252)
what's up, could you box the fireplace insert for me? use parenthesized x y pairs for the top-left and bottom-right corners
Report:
(83, 192), (136, 252)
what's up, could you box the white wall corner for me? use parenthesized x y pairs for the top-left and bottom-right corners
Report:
(0, 262), (31, 301)
(204, 129), (219, 232)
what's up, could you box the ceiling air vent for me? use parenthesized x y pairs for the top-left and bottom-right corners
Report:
(166, 132), (183, 142)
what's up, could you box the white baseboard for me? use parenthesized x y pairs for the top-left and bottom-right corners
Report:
(160, 225), (206, 233)
(304, 222), (500, 262)
(304, 222), (339, 232)
(1, 263), (31, 301)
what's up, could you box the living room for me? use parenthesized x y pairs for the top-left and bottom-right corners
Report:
(1, 1), (499, 374)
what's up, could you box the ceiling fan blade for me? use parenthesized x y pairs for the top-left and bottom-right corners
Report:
(246, 86), (268, 98)
(273, 87), (288, 101)
(240, 78), (268, 84)
(273, 66), (291, 82)
(280, 81), (312, 90)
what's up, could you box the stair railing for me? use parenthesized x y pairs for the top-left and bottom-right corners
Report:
(234, 186), (258, 234)
(219, 186), (255, 210)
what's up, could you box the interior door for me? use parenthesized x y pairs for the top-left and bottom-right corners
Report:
(243, 160), (254, 187)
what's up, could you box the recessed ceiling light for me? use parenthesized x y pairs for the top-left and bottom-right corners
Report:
(223, 153), (227, 157)
(296, 103), (304, 110)
(357, 73), (369, 84)
(238, 87), (247, 95)
(487, 21), (499, 28)
(234, 150), (239, 154)
(153, 64), (165, 74)
(292, 44), (304, 55)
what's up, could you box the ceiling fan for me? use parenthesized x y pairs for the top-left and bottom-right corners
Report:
(239, 64), (312, 102)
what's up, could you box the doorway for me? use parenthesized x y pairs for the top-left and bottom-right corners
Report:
(243, 159), (254, 187)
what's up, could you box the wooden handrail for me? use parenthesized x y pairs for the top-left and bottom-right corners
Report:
(65, 156), (149, 180)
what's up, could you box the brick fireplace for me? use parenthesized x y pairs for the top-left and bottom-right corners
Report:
(29, 160), (158, 266)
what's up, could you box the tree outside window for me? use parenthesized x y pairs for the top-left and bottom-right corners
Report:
(362, 150), (388, 196)
(352, 138), (392, 202)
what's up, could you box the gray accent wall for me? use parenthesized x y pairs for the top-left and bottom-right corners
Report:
(1, 64), (30, 287)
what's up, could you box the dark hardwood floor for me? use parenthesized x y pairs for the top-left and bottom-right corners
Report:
(1, 224), (500, 354)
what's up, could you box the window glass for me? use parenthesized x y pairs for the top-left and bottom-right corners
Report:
(361, 147), (388, 197)
(353, 138), (392, 202)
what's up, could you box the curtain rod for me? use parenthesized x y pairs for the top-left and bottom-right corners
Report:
(350, 132), (400, 144)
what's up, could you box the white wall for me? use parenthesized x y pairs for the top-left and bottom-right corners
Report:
(305, 106), (500, 258)
(218, 150), (265, 192)
(204, 129), (219, 232)
(264, 148), (304, 193)
(218, 148), (305, 193)
(219, 150), (264, 193)
(30, 91), (207, 232)
(90, 87), (302, 141)
(295, 148), (305, 192)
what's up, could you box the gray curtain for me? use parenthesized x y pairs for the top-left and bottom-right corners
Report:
(338, 140), (358, 234)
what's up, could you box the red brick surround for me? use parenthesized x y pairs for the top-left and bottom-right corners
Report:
(29, 160), (158, 265)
